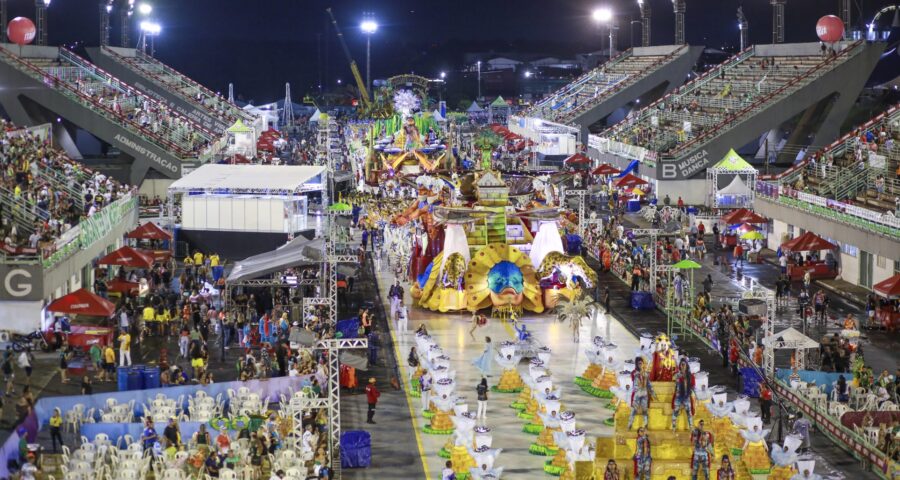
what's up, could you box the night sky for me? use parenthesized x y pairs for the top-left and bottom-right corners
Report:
(24, 0), (896, 101)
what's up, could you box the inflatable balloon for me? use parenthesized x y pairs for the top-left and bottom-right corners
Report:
(7, 17), (36, 46)
(816, 15), (844, 44)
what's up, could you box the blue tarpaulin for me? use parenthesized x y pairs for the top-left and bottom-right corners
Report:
(630, 291), (655, 310)
(740, 367), (763, 398)
(776, 368), (843, 395)
(336, 317), (361, 339)
(340, 430), (371, 468)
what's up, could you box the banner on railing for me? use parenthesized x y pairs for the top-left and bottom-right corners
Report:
(6, 123), (50, 142)
(758, 181), (900, 231)
(79, 194), (137, 248)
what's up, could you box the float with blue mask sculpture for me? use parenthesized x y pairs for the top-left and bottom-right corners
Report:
(407, 170), (595, 317)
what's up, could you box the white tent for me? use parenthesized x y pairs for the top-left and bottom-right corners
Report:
(432, 109), (446, 122)
(309, 108), (323, 123)
(466, 101), (484, 113)
(169, 164), (326, 194)
(717, 175), (752, 196)
(227, 236), (324, 283)
(761, 327), (819, 350)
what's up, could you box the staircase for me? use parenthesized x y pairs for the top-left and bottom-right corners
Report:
(91, 46), (254, 133)
(0, 46), (223, 181)
(0, 185), (46, 234)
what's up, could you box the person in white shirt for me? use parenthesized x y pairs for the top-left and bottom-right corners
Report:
(397, 304), (409, 334)
(441, 460), (455, 480)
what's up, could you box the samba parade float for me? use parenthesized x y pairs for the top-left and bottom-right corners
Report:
(593, 334), (769, 479)
(406, 169), (596, 321)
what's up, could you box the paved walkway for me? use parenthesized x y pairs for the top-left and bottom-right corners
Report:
(616, 211), (898, 375)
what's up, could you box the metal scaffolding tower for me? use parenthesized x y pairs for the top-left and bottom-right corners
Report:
(35, 0), (48, 46)
(99, 2), (111, 47)
(227, 83), (234, 103)
(841, 0), (851, 35)
(770, 0), (785, 44)
(282, 82), (295, 128)
(672, 0), (686, 45)
(566, 189), (588, 236)
(738, 6), (749, 50)
(0, 0), (7, 43)
(119, 1), (131, 48)
(632, 228), (661, 293)
(743, 286), (776, 375)
(638, 0), (651, 47)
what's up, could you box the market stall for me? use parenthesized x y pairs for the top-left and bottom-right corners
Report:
(873, 274), (900, 330)
(780, 232), (838, 281)
(706, 149), (757, 209)
(46, 289), (116, 351)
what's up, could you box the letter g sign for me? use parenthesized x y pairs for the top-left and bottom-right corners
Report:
(4, 269), (32, 297)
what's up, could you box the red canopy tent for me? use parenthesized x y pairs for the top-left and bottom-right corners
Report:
(512, 139), (535, 151)
(490, 124), (509, 134)
(781, 231), (837, 251)
(126, 222), (172, 241)
(591, 164), (621, 175)
(97, 246), (155, 269)
(106, 278), (139, 294)
(503, 132), (522, 141)
(874, 274), (900, 299)
(614, 173), (648, 188)
(721, 208), (767, 225)
(564, 153), (591, 165)
(47, 289), (115, 317)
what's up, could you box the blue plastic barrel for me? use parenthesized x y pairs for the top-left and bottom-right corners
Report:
(117, 366), (130, 391)
(142, 366), (160, 390)
(126, 368), (143, 390)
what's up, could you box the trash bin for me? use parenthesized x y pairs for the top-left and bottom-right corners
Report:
(142, 366), (160, 390)
(336, 318), (360, 339)
(117, 366), (130, 392)
(626, 199), (641, 212)
(126, 367), (143, 391)
(340, 430), (371, 468)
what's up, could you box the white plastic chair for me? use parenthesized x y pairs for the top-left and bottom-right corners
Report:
(219, 469), (238, 480)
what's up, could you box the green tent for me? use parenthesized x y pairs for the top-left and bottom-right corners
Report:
(490, 96), (508, 108)
(713, 149), (756, 172)
(227, 119), (253, 134)
(672, 259), (702, 269)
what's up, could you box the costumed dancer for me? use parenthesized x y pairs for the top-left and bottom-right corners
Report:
(690, 419), (714, 480)
(790, 460), (822, 480)
(472, 336), (493, 377)
(514, 322), (530, 342)
(628, 357), (655, 430)
(469, 311), (488, 339)
(651, 334), (678, 381)
(716, 455), (735, 480)
(633, 426), (652, 480)
(672, 358), (695, 430)
(603, 459), (621, 480)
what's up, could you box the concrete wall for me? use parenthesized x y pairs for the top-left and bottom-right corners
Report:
(139, 179), (175, 199)
(654, 178), (707, 205)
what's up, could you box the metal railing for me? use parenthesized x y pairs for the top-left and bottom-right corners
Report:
(103, 47), (253, 126)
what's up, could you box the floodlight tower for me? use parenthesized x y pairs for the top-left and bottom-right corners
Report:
(360, 14), (377, 96)
(637, 0), (651, 47)
(35, 0), (49, 46)
(672, 0), (686, 45)
(771, 0), (785, 43)
(228, 83), (234, 103)
(592, 7), (615, 60)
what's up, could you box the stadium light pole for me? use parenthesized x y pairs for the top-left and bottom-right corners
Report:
(672, 0), (686, 45)
(592, 7), (614, 60)
(361, 17), (377, 95)
(100, 2), (112, 46)
(477, 60), (482, 100)
(139, 20), (160, 56)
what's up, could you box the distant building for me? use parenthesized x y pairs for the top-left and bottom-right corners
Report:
(486, 57), (523, 72)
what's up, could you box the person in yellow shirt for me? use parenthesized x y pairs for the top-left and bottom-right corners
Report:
(143, 304), (157, 335)
(209, 253), (220, 267)
(104, 345), (116, 379)
(192, 250), (204, 267)
(155, 307), (171, 337)
(49, 408), (64, 452)
(118, 331), (131, 366)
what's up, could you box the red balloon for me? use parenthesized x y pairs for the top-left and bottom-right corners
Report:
(816, 15), (844, 44)
(7, 17), (36, 46)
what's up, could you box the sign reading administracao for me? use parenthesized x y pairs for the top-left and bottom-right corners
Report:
(113, 133), (181, 176)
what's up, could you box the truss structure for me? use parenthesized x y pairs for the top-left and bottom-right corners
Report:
(565, 189), (588, 236)
(631, 228), (661, 292)
(742, 286), (777, 375)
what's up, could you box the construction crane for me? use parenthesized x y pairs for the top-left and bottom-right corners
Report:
(325, 7), (371, 108)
